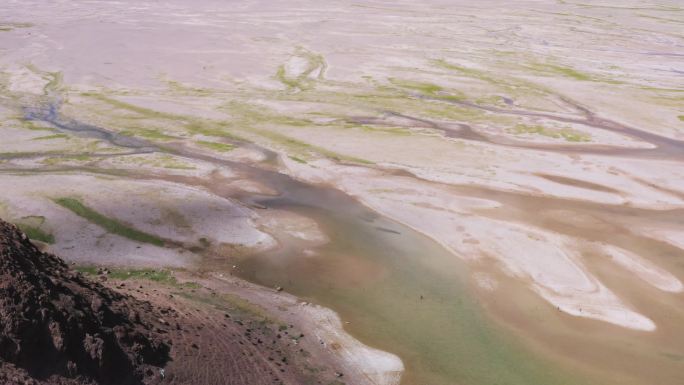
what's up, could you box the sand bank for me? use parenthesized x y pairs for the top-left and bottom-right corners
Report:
(281, 156), (662, 331)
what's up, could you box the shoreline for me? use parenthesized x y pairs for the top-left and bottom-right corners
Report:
(187, 272), (405, 385)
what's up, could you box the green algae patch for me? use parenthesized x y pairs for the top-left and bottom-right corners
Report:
(184, 120), (246, 141)
(75, 266), (200, 288)
(197, 140), (235, 152)
(288, 155), (307, 164)
(14, 216), (54, 244)
(54, 197), (165, 246)
(17, 224), (54, 243)
(511, 124), (590, 142)
(41, 154), (93, 166)
(44, 71), (64, 94)
(560, 131), (592, 142)
(475, 95), (508, 107)
(20, 119), (56, 132)
(90, 94), (183, 120)
(523, 61), (622, 84)
(0, 151), (61, 159)
(276, 66), (301, 89)
(174, 289), (274, 324)
(540, 64), (592, 81)
(25, 65), (64, 95)
(119, 128), (177, 140)
(356, 125), (412, 136)
(388, 77), (467, 102)
(433, 59), (502, 85)
(0, 22), (34, 32)
(423, 104), (487, 122)
(152, 154), (196, 169)
(163, 79), (215, 96)
(389, 78), (443, 95)
(112, 154), (195, 170)
(86, 93), (202, 133)
(275, 47), (327, 91)
(678, 115), (684, 122)
(31, 134), (68, 141)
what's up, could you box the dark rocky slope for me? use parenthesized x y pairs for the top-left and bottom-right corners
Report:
(0, 219), (170, 385)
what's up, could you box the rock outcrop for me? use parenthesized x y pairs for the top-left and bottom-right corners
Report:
(0, 219), (170, 385)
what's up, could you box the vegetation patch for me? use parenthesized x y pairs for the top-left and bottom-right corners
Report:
(14, 216), (54, 244)
(524, 61), (622, 84)
(356, 125), (412, 136)
(423, 104), (487, 122)
(163, 79), (215, 96)
(288, 155), (307, 164)
(389, 78), (442, 95)
(433, 59), (501, 85)
(75, 266), (200, 288)
(20, 119), (56, 131)
(276, 66), (301, 89)
(88, 94), (182, 120)
(174, 290), (273, 322)
(196, 140), (235, 152)
(112, 154), (195, 170)
(275, 47), (327, 91)
(120, 128), (177, 140)
(0, 22), (33, 32)
(511, 124), (590, 142)
(41, 154), (92, 165)
(220, 292), (273, 321)
(185, 120), (246, 140)
(16, 226), (54, 243)
(31, 134), (68, 141)
(25, 65), (64, 95)
(53, 197), (165, 246)
(43, 71), (63, 94)
(539, 63), (592, 81)
(388, 77), (467, 102)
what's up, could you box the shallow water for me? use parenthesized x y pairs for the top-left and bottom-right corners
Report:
(226, 196), (592, 385)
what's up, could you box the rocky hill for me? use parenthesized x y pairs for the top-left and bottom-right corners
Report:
(0, 219), (170, 385)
